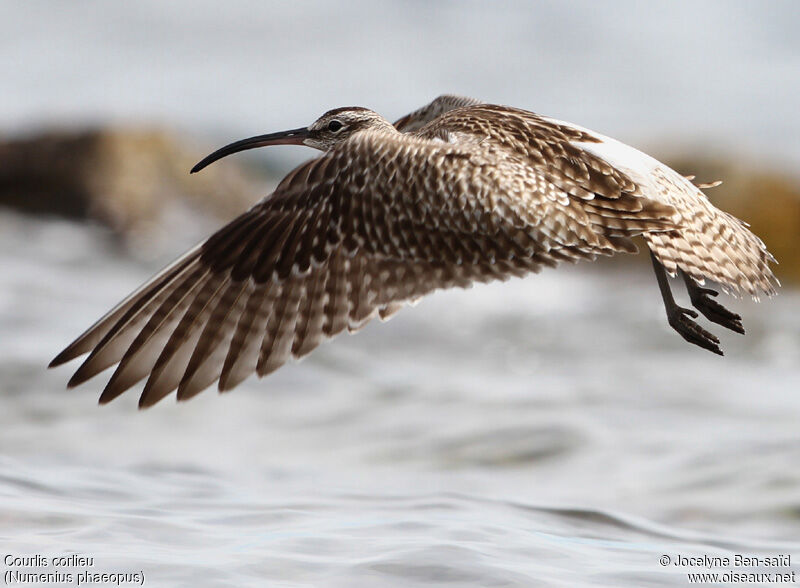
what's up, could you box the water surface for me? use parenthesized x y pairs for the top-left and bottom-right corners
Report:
(2, 214), (799, 586)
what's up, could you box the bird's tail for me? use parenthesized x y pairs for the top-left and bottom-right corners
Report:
(644, 174), (778, 299)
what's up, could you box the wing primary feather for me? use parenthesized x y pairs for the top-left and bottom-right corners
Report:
(218, 284), (274, 391)
(173, 280), (251, 403)
(68, 265), (209, 389)
(136, 275), (232, 407)
(96, 270), (217, 403)
(257, 279), (303, 376)
(292, 268), (329, 359)
(51, 245), (203, 367)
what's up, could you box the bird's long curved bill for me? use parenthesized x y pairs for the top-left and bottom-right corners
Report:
(190, 127), (309, 173)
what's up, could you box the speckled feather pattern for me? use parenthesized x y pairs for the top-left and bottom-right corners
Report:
(51, 98), (777, 406)
(642, 167), (777, 298)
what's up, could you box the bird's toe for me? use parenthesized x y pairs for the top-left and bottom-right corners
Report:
(668, 306), (724, 355)
(690, 290), (745, 335)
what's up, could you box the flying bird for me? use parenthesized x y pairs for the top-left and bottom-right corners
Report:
(50, 95), (778, 407)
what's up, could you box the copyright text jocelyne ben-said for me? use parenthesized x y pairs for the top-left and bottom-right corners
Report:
(3, 554), (144, 586)
(660, 553), (797, 584)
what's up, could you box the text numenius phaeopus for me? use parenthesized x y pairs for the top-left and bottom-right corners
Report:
(50, 95), (778, 407)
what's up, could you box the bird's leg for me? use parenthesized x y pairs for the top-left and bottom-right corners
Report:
(649, 251), (723, 355)
(680, 271), (745, 335)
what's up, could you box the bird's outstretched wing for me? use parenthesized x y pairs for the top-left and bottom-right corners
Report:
(51, 129), (675, 407)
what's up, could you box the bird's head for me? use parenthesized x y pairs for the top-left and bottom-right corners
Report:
(191, 107), (394, 173)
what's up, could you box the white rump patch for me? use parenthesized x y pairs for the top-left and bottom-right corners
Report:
(542, 115), (700, 203)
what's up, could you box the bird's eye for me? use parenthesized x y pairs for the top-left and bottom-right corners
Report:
(327, 120), (344, 132)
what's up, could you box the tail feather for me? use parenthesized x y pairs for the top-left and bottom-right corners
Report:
(644, 172), (777, 299)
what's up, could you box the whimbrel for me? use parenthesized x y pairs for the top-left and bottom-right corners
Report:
(50, 95), (778, 407)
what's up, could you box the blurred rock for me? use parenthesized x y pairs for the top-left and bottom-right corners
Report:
(667, 156), (800, 286)
(0, 127), (275, 234)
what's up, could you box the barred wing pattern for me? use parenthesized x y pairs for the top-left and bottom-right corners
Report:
(51, 128), (677, 406)
(641, 169), (777, 298)
(427, 104), (777, 299)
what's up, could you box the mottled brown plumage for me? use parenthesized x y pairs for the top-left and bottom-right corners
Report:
(50, 95), (778, 407)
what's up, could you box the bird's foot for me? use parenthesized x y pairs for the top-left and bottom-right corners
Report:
(687, 285), (745, 335)
(667, 305), (723, 356)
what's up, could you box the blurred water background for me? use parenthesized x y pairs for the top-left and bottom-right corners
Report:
(2, 2), (799, 586)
